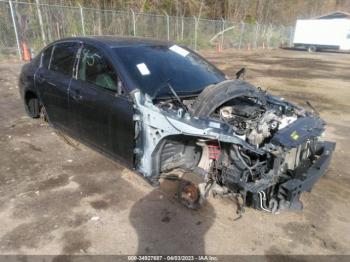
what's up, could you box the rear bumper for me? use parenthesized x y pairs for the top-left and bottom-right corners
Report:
(278, 141), (336, 207)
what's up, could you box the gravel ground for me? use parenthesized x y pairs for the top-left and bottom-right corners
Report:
(0, 48), (349, 256)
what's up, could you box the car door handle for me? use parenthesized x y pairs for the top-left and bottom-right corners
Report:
(36, 73), (46, 84)
(71, 89), (83, 101)
(46, 81), (56, 87)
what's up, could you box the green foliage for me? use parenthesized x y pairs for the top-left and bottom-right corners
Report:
(143, 0), (151, 12)
(244, 15), (256, 25)
(160, 0), (172, 14)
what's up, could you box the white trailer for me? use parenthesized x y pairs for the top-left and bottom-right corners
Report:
(293, 19), (350, 52)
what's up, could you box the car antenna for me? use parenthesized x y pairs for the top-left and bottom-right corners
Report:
(236, 67), (246, 80)
(306, 101), (319, 116)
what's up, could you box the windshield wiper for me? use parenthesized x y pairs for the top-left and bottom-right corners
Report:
(152, 79), (188, 113)
(151, 79), (170, 100)
(167, 82), (189, 113)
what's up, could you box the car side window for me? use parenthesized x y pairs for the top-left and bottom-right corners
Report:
(78, 45), (118, 92)
(41, 45), (53, 69)
(50, 42), (79, 77)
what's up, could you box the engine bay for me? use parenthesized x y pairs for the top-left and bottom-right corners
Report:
(156, 91), (301, 148)
(133, 80), (335, 215)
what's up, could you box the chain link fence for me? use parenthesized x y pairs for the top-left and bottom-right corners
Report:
(0, 0), (294, 60)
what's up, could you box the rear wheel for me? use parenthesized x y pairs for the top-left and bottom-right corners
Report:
(25, 92), (40, 118)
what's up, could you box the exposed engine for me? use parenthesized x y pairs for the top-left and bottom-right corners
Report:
(157, 93), (300, 148)
(217, 96), (298, 146)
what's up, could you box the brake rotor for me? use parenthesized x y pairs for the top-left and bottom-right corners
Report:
(178, 181), (200, 209)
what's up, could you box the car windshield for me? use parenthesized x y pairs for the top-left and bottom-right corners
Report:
(114, 45), (226, 98)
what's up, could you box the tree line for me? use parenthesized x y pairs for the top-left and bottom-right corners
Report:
(28, 0), (350, 25)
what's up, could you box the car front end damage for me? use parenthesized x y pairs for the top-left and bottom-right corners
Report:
(131, 80), (335, 214)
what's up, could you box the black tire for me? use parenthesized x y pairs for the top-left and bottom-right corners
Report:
(25, 94), (40, 118)
(191, 79), (260, 117)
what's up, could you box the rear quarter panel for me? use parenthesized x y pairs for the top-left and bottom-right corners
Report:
(19, 56), (41, 100)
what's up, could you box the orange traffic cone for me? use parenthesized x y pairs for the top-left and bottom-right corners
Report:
(216, 42), (221, 53)
(22, 42), (31, 61)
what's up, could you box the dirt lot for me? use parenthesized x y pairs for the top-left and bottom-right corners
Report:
(0, 49), (349, 256)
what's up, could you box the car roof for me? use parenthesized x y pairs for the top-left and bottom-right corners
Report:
(59, 36), (171, 48)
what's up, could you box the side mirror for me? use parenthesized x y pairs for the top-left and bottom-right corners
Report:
(236, 67), (246, 80)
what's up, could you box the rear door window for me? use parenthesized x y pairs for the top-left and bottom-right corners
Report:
(41, 45), (53, 69)
(50, 42), (79, 77)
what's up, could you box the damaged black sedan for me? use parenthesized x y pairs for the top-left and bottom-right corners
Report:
(19, 36), (335, 214)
